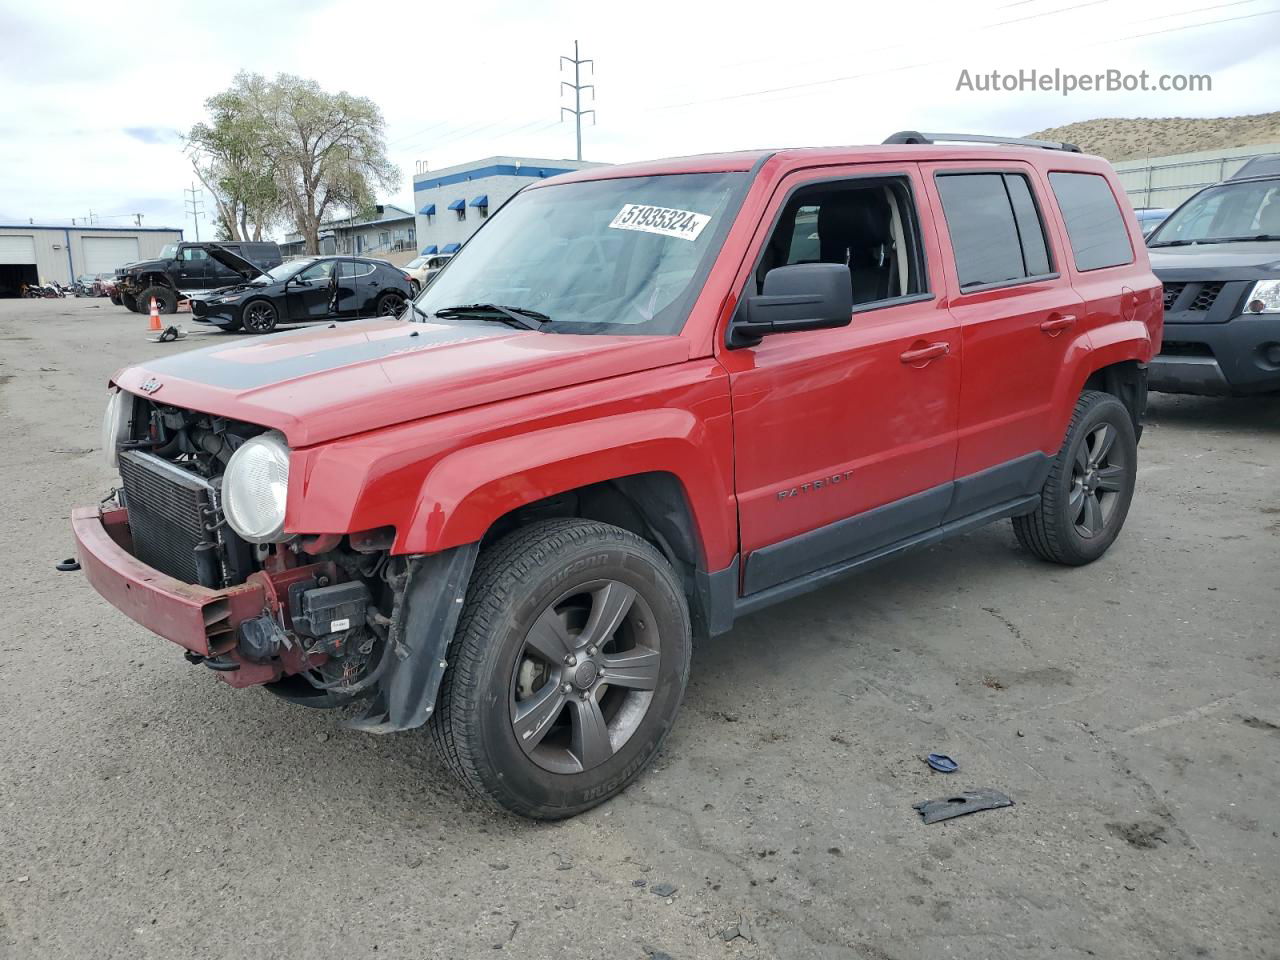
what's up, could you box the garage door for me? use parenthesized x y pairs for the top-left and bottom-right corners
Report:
(0, 235), (36, 264)
(82, 236), (140, 275)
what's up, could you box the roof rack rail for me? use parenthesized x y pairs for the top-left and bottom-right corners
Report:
(883, 131), (1082, 153)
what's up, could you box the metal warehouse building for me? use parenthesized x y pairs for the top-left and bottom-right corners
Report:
(0, 224), (183, 297)
(413, 156), (604, 256)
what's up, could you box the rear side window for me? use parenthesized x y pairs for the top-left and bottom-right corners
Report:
(935, 173), (1054, 289)
(1048, 172), (1133, 271)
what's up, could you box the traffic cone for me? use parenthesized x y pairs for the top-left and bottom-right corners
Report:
(148, 296), (162, 332)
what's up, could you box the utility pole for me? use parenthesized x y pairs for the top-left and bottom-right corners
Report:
(134, 213), (144, 227)
(560, 40), (595, 162)
(184, 183), (204, 241)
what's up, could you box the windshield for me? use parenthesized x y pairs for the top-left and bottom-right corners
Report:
(255, 259), (314, 284)
(159, 244), (178, 259)
(415, 172), (747, 335)
(1149, 179), (1280, 245)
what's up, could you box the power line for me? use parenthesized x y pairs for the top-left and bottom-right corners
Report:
(645, 1), (1271, 113)
(560, 40), (595, 162)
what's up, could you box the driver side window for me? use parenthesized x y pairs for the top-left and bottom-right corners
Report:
(297, 261), (335, 282)
(179, 247), (207, 262)
(755, 177), (927, 305)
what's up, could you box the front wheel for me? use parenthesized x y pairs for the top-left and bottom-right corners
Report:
(430, 519), (692, 819)
(1013, 390), (1137, 565)
(242, 299), (279, 334)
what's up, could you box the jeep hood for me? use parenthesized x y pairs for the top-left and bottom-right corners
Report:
(205, 244), (267, 280)
(113, 319), (690, 447)
(1149, 240), (1280, 282)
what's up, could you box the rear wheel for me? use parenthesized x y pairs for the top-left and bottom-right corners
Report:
(375, 292), (404, 317)
(138, 285), (177, 315)
(120, 292), (138, 312)
(430, 519), (692, 819)
(242, 299), (279, 334)
(1013, 390), (1137, 565)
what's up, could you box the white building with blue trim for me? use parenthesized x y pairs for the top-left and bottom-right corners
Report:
(413, 156), (605, 256)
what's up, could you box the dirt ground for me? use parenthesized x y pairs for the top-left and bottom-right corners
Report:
(2, 297), (1277, 960)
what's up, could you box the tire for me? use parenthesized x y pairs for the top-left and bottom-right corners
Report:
(375, 292), (404, 317)
(138, 285), (177, 315)
(242, 299), (279, 334)
(120, 292), (139, 312)
(430, 519), (692, 819)
(1013, 390), (1137, 566)
(108, 292), (122, 306)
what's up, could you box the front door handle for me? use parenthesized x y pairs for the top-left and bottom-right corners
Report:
(900, 341), (950, 365)
(1040, 313), (1077, 335)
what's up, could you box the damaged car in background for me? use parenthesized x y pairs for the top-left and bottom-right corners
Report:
(190, 249), (413, 333)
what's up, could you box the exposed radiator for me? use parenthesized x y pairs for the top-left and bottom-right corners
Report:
(118, 450), (222, 586)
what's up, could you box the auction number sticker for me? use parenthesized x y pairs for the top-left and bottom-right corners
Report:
(609, 203), (711, 241)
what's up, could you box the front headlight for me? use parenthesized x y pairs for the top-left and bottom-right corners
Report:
(1244, 280), (1280, 314)
(101, 388), (131, 467)
(222, 430), (291, 543)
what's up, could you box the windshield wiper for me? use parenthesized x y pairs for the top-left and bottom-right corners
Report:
(433, 303), (550, 331)
(1151, 235), (1280, 247)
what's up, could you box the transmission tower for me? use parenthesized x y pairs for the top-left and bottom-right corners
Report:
(184, 184), (204, 241)
(560, 40), (595, 162)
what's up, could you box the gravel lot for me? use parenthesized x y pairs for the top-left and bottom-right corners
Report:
(2, 297), (1278, 960)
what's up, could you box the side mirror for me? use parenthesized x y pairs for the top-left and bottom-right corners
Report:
(728, 262), (853, 348)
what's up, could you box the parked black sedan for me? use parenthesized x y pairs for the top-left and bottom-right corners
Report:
(191, 249), (414, 334)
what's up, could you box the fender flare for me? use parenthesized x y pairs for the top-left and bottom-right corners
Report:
(1046, 319), (1153, 452)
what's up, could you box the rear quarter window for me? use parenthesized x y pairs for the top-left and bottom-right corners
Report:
(1048, 172), (1133, 271)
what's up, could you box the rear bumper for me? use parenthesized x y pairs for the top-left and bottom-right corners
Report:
(1151, 313), (1280, 396)
(72, 506), (275, 685)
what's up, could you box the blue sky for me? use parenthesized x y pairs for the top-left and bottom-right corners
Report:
(0, 0), (1276, 238)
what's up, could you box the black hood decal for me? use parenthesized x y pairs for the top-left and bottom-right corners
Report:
(142, 322), (511, 390)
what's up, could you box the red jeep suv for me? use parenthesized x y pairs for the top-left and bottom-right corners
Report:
(74, 132), (1162, 818)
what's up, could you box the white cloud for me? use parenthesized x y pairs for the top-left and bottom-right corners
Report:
(0, 0), (1275, 235)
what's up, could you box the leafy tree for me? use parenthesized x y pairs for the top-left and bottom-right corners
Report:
(260, 74), (399, 254)
(189, 73), (399, 253)
(187, 74), (281, 241)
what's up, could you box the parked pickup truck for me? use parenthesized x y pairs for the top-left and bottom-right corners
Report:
(74, 133), (1161, 819)
(114, 240), (282, 314)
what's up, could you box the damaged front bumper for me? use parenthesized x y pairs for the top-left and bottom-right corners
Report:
(71, 505), (479, 730)
(72, 505), (291, 687)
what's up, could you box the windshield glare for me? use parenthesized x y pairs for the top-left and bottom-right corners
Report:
(159, 244), (178, 258)
(1150, 179), (1280, 244)
(415, 172), (746, 335)
(406, 257), (427, 268)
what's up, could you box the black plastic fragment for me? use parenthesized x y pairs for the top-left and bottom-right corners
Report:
(914, 788), (1013, 824)
(55, 557), (81, 572)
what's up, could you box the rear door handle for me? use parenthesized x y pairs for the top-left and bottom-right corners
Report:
(900, 342), (950, 365)
(1040, 313), (1077, 335)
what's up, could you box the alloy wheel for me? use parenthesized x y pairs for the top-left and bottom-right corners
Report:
(1069, 423), (1127, 538)
(509, 580), (661, 774)
(244, 302), (275, 333)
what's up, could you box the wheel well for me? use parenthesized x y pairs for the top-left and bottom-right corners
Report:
(481, 472), (712, 634)
(1083, 360), (1148, 437)
(139, 274), (174, 290)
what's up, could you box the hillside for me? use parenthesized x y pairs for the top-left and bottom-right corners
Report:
(1026, 111), (1280, 161)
